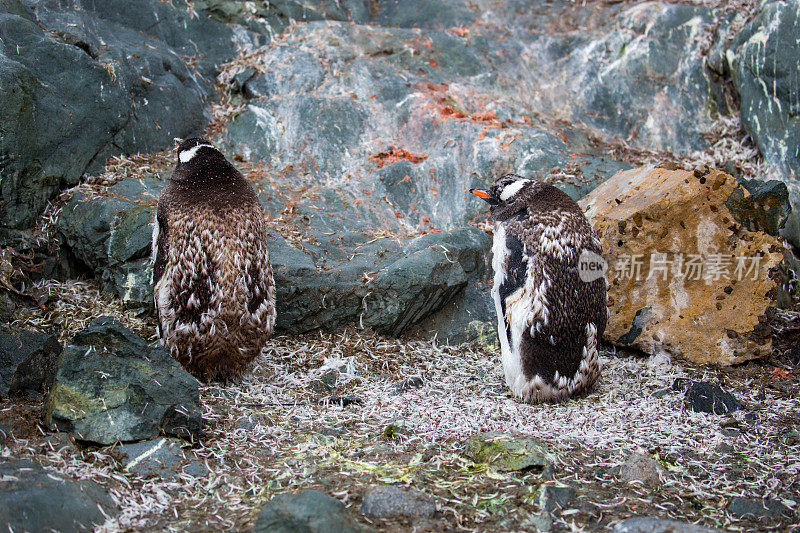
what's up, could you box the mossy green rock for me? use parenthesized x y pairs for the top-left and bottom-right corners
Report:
(464, 432), (552, 472)
(44, 317), (201, 444)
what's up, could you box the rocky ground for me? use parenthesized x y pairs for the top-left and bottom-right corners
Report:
(2, 297), (799, 532)
(2, 0), (800, 531)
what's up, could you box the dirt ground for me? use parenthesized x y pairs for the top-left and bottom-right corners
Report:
(3, 281), (799, 532)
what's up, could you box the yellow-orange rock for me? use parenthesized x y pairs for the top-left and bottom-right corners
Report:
(579, 164), (783, 365)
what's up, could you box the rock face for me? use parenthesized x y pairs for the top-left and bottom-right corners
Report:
(253, 489), (374, 533)
(523, 3), (721, 154)
(728, 1), (800, 248)
(0, 0), (253, 231)
(0, 459), (117, 532)
(0, 326), (62, 397)
(44, 317), (202, 444)
(581, 165), (784, 365)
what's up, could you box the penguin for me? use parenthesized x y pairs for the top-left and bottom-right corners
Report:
(470, 174), (607, 402)
(152, 137), (276, 382)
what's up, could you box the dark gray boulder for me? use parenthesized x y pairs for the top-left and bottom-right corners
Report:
(729, 1), (800, 247)
(253, 489), (374, 533)
(684, 382), (740, 415)
(44, 316), (202, 444)
(0, 459), (117, 532)
(0, 0), (249, 230)
(0, 326), (62, 397)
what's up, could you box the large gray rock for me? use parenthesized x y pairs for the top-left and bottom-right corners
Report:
(253, 489), (374, 533)
(728, 1), (800, 248)
(44, 316), (202, 445)
(0, 326), (62, 397)
(0, 459), (117, 532)
(519, 3), (721, 154)
(0, 0), (248, 230)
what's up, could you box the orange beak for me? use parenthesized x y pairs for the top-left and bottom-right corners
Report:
(173, 137), (183, 150)
(470, 189), (492, 200)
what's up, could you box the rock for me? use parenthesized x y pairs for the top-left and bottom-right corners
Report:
(580, 165), (784, 365)
(44, 316), (202, 445)
(725, 179), (791, 237)
(383, 420), (411, 439)
(619, 453), (663, 487)
(57, 176), (161, 312)
(728, 2), (800, 246)
(389, 376), (424, 395)
(727, 497), (794, 520)
(685, 381), (740, 415)
(0, 423), (9, 444)
(116, 438), (186, 479)
(0, 326), (62, 397)
(360, 485), (437, 519)
(252, 489), (374, 533)
(320, 395), (364, 407)
(0, 459), (117, 532)
(522, 3), (720, 154)
(535, 484), (576, 514)
(463, 432), (552, 472)
(0, 0), (249, 230)
(613, 516), (723, 533)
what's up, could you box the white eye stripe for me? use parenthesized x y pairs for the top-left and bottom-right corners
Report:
(179, 144), (214, 163)
(499, 179), (529, 201)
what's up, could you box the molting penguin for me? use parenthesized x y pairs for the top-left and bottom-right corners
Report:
(152, 137), (276, 381)
(470, 174), (607, 402)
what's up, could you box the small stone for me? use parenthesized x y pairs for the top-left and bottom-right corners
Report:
(535, 484), (576, 513)
(253, 489), (374, 533)
(619, 453), (663, 487)
(613, 516), (723, 532)
(390, 376), (424, 395)
(464, 431), (552, 472)
(360, 485), (437, 519)
(319, 395), (363, 407)
(727, 497), (794, 520)
(0, 459), (117, 532)
(116, 438), (185, 479)
(383, 420), (410, 439)
(685, 382), (739, 415)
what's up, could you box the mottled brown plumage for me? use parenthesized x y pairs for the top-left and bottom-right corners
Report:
(152, 138), (276, 382)
(471, 174), (607, 402)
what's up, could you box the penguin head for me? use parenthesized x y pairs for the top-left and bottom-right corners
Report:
(470, 173), (534, 221)
(172, 137), (228, 178)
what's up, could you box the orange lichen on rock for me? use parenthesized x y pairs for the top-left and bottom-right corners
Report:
(369, 146), (428, 168)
